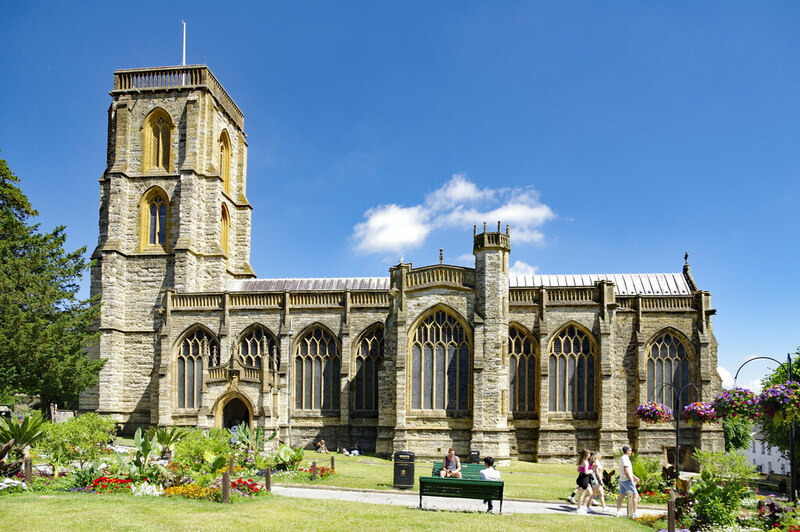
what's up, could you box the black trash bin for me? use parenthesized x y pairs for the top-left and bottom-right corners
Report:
(393, 451), (415, 490)
(469, 450), (480, 464)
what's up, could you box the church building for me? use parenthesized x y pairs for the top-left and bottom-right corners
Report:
(82, 65), (724, 462)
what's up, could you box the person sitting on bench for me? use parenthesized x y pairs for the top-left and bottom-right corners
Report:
(480, 456), (501, 512)
(439, 448), (462, 478)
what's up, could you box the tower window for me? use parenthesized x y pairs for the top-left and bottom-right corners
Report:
(221, 204), (230, 257)
(142, 108), (172, 172)
(219, 130), (231, 194)
(149, 195), (167, 245)
(139, 187), (169, 250)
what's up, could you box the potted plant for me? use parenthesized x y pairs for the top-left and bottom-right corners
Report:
(759, 381), (800, 420)
(636, 401), (674, 424)
(711, 387), (761, 420)
(681, 402), (717, 424)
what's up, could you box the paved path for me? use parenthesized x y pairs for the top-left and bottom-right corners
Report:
(272, 485), (665, 518)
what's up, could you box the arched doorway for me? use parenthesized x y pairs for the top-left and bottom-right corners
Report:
(222, 397), (251, 429)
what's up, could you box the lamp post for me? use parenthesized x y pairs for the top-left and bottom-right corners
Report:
(655, 382), (702, 480)
(733, 353), (796, 503)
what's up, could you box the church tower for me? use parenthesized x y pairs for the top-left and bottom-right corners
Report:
(82, 66), (254, 425)
(471, 222), (511, 462)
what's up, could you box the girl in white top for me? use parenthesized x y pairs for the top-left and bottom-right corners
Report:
(590, 452), (608, 511)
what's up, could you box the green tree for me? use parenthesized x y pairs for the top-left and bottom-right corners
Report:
(722, 416), (753, 452)
(0, 156), (103, 408)
(758, 348), (800, 463)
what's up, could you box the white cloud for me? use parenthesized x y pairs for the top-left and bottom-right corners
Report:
(456, 253), (474, 266)
(425, 173), (494, 210)
(718, 365), (764, 392)
(352, 204), (430, 254)
(509, 260), (539, 276)
(744, 379), (763, 393)
(718, 366), (734, 389)
(353, 174), (556, 255)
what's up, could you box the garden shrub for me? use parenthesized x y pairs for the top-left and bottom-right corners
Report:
(36, 413), (116, 472)
(172, 429), (231, 472)
(631, 453), (664, 492)
(268, 444), (304, 471)
(681, 449), (758, 529)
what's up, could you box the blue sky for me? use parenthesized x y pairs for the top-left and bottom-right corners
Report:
(1, 1), (798, 390)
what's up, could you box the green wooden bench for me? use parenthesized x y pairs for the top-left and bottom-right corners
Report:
(419, 476), (504, 513)
(757, 473), (788, 493)
(431, 460), (484, 479)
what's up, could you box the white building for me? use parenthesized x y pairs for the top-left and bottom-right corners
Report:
(742, 429), (789, 475)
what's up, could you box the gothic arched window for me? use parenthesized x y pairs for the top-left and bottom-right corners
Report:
(647, 331), (691, 408)
(354, 325), (383, 412)
(139, 187), (169, 249)
(548, 325), (597, 413)
(176, 328), (219, 409)
(143, 108), (172, 172)
(294, 326), (340, 411)
(509, 324), (537, 413)
(237, 326), (278, 370)
(409, 309), (471, 412)
(221, 204), (230, 257)
(219, 130), (231, 194)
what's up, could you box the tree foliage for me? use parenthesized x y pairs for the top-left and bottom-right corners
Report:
(758, 348), (800, 462)
(0, 156), (103, 408)
(722, 415), (753, 452)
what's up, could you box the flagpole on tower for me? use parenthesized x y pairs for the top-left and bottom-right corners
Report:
(182, 20), (186, 66)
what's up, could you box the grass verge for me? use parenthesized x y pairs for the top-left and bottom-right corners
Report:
(0, 492), (653, 532)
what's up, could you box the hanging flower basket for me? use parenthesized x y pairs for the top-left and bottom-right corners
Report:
(636, 402), (674, 424)
(759, 381), (800, 420)
(681, 402), (716, 424)
(711, 387), (761, 420)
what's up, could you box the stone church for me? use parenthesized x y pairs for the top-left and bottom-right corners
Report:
(81, 64), (724, 462)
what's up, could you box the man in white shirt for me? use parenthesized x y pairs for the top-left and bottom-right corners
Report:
(616, 445), (640, 517)
(480, 456), (501, 512)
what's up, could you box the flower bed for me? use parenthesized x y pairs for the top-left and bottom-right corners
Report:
(681, 402), (717, 424)
(712, 387), (761, 420)
(90, 476), (133, 494)
(760, 381), (800, 420)
(231, 478), (261, 496)
(164, 483), (222, 501)
(636, 402), (674, 424)
(299, 465), (336, 479)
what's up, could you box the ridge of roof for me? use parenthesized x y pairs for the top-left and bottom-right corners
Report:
(227, 272), (691, 296)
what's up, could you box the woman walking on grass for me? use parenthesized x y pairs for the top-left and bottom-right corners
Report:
(575, 449), (593, 514)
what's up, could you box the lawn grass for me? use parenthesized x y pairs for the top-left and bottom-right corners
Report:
(278, 454), (577, 501)
(0, 492), (653, 532)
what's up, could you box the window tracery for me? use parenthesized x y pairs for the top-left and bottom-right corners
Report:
(176, 328), (219, 410)
(509, 324), (537, 413)
(409, 309), (471, 412)
(548, 325), (596, 413)
(354, 325), (383, 412)
(142, 108), (172, 172)
(294, 326), (340, 411)
(647, 331), (691, 407)
(237, 326), (278, 370)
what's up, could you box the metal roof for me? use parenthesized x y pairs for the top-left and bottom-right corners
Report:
(509, 273), (692, 296)
(227, 277), (390, 292)
(228, 273), (691, 296)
